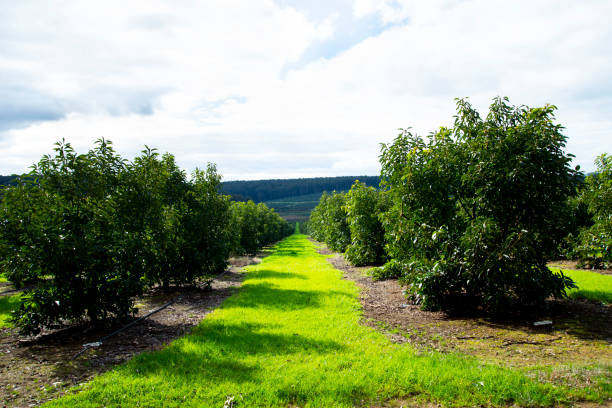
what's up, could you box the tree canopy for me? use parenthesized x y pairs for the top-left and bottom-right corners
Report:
(378, 97), (579, 312)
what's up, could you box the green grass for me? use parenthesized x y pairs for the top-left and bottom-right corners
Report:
(551, 267), (612, 304)
(0, 293), (20, 328)
(45, 235), (608, 407)
(0, 272), (7, 283)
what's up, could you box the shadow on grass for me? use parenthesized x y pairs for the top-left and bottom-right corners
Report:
(0, 293), (20, 327)
(189, 321), (343, 355)
(127, 321), (344, 382)
(228, 283), (324, 310)
(271, 249), (302, 258)
(276, 383), (372, 407)
(246, 269), (307, 280)
(267, 242), (312, 258)
(569, 289), (612, 304)
(127, 348), (260, 385)
(471, 298), (612, 342)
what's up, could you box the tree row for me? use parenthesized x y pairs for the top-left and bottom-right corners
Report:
(307, 97), (610, 314)
(0, 139), (292, 334)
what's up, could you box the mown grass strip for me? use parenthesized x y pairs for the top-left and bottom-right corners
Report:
(551, 267), (612, 304)
(0, 293), (20, 328)
(46, 235), (608, 407)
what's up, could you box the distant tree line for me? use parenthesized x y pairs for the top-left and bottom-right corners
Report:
(0, 139), (292, 335)
(307, 97), (610, 314)
(0, 174), (35, 188)
(221, 176), (380, 202)
(0, 175), (17, 186)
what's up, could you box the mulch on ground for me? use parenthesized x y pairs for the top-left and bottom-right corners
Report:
(0, 253), (267, 408)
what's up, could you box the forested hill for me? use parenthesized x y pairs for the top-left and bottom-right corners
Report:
(0, 175), (24, 186)
(220, 175), (380, 202)
(0, 174), (380, 198)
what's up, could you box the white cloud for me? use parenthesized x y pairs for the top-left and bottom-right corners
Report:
(1, 0), (611, 178)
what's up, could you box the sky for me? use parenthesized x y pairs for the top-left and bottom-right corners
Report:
(1, 0), (611, 180)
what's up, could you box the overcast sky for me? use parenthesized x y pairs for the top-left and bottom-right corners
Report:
(1, 0), (611, 180)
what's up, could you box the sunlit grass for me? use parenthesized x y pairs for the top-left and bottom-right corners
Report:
(0, 293), (20, 328)
(551, 267), (612, 304)
(45, 236), (609, 407)
(0, 272), (7, 283)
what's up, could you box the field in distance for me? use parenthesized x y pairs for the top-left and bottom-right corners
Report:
(221, 175), (380, 223)
(265, 192), (326, 223)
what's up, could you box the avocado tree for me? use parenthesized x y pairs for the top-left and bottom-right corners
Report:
(306, 192), (329, 243)
(572, 154), (612, 268)
(308, 191), (350, 252)
(230, 200), (291, 255)
(0, 139), (242, 334)
(380, 97), (579, 312)
(0, 139), (145, 334)
(344, 181), (387, 266)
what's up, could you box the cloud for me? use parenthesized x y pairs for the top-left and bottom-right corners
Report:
(0, 87), (65, 132)
(0, 0), (611, 178)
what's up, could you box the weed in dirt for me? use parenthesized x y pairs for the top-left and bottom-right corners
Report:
(44, 235), (609, 407)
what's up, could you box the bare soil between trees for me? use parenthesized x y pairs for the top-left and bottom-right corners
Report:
(314, 241), (612, 400)
(0, 253), (269, 408)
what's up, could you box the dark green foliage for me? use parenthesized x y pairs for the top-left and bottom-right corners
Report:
(308, 191), (350, 252)
(0, 139), (239, 334)
(221, 176), (379, 202)
(379, 97), (579, 313)
(230, 201), (292, 255)
(554, 193), (593, 260)
(127, 150), (233, 288)
(0, 179), (52, 287)
(344, 181), (388, 266)
(368, 259), (404, 281)
(307, 192), (328, 243)
(0, 174), (31, 187)
(183, 166), (234, 277)
(230, 201), (259, 255)
(0, 139), (144, 333)
(572, 154), (612, 268)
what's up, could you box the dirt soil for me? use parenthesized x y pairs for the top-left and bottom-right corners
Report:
(314, 242), (612, 399)
(0, 253), (268, 408)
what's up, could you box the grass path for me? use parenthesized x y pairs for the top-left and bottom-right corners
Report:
(46, 235), (608, 407)
(0, 293), (20, 328)
(550, 267), (612, 304)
